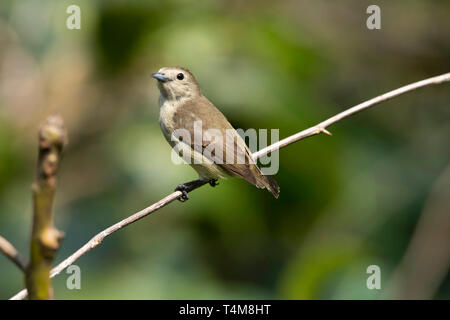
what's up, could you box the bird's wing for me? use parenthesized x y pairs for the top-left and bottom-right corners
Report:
(172, 96), (280, 198)
(172, 96), (262, 185)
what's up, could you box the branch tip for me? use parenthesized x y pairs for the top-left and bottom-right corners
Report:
(0, 235), (26, 272)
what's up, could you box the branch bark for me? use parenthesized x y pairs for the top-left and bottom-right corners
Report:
(10, 72), (450, 300)
(25, 115), (67, 300)
(0, 235), (26, 272)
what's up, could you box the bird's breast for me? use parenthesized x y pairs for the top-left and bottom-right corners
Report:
(158, 98), (179, 145)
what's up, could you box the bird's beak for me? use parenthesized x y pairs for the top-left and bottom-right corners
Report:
(151, 72), (172, 82)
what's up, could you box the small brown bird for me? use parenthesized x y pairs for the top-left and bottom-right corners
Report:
(152, 67), (279, 201)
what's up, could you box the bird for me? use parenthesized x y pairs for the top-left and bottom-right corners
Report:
(151, 67), (279, 201)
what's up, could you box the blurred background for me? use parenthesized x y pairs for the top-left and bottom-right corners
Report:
(0, 0), (449, 299)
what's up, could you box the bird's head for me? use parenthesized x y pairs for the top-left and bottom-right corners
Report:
(152, 67), (201, 101)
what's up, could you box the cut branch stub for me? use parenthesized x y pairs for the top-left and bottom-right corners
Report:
(26, 115), (67, 300)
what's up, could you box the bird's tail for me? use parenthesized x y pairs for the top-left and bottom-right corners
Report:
(260, 174), (280, 198)
(252, 169), (279, 198)
(233, 162), (280, 198)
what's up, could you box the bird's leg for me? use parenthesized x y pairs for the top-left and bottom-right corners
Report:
(174, 179), (209, 202)
(209, 179), (219, 187)
(174, 179), (220, 202)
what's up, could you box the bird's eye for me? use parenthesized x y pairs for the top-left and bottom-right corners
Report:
(177, 73), (184, 80)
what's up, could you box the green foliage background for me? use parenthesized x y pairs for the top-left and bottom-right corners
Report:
(0, 0), (449, 299)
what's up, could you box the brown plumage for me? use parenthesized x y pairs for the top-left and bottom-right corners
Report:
(152, 66), (280, 198)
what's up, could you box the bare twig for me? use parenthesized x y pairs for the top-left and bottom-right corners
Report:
(253, 72), (450, 159)
(25, 115), (67, 300)
(10, 72), (450, 300)
(0, 235), (26, 272)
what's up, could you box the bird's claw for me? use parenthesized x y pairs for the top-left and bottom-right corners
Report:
(175, 179), (218, 201)
(175, 184), (189, 202)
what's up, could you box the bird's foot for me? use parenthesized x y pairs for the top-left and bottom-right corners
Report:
(174, 179), (210, 202)
(174, 184), (190, 202)
(209, 179), (219, 187)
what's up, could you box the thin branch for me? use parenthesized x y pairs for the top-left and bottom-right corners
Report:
(25, 115), (67, 300)
(10, 72), (450, 300)
(0, 235), (26, 272)
(253, 72), (450, 159)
